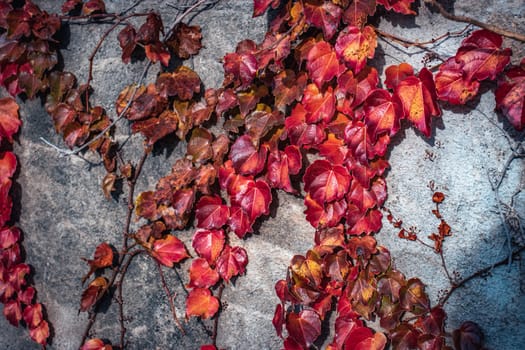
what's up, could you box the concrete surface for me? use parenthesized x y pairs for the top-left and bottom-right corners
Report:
(1, 0), (524, 349)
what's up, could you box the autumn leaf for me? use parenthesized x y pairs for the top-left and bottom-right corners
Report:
(453, 321), (485, 350)
(188, 258), (220, 289)
(377, 0), (416, 15)
(187, 127), (213, 163)
(286, 309), (321, 348)
(186, 288), (219, 319)
(22, 303), (43, 328)
(304, 159), (351, 204)
(192, 228), (225, 265)
(306, 40), (340, 88)
(455, 29), (512, 82)
(80, 277), (107, 312)
(151, 235), (189, 267)
(29, 319), (50, 346)
(195, 195), (229, 229)
(253, 0), (280, 17)
(0, 151), (16, 184)
(390, 323), (421, 349)
(395, 68), (441, 137)
(318, 133), (348, 165)
(335, 26), (377, 75)
(414, 306), (446, 337)
(216, 245), (248, 282)
(0, 226), (20, 249)
(223, 52), (258, 88)
(385, 63), (414, 90)
(81, 338), (112, 350)
(284, 103), (326, 147)
(435, 57), (480, 105)
(272, 70), (308, 108)
(0, 97), (21, 142)
(227, 206), (254, 238)
(82, 242), (114, 283)
(117, 25), (136, 64)
(303, 0), (343, 40)
(82, 0), (106, 16)
(363, 89), (402, 140)
(266, 145), (302, 193)
(156, 66), (201, 100)
(232, 179), (272, 222)
(347, 208), (382, 235)
(302, 83), (336, 124)
(166, 22), (202, 59)
(400, 278), (430, 314)
(3, 299), (21, 326)
(304, 194), (347, 228)
(229, 135), (268, 176)
(495, 60), (525, 131)
(342, 0), (377, 29)
(344, 327), (387, 350)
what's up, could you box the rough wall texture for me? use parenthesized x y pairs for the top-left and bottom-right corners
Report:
(1, 0), (524, 349)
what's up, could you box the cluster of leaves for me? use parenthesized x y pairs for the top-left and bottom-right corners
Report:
(0, 0), (60, 98)
(1, 0), (524, 348)
(0, 97), (49, 345)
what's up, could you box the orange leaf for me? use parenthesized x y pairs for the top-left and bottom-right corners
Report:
(302, 84), (336, 124)
(0, 151), (17, 183)
(335, 26), (376, 75)
(151, 235), (189, 267)
(29, 320), (50, 346)
(186, 288), (219, 319)
(188, 258), (220, 289)
(377, 0), (416, 15)
(0, 97), (21, 143)
(81, 338), (113, 350)
(435, 57), (480, 105)
(306, 40), (340, 88)
(216, 245), (248, 282)
(384, 63), (414, 90)
(395, 68), (441, 137)
(80, 277), (107, 312)
(192, 228), (225, 265)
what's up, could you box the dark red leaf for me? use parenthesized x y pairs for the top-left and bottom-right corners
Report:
(273, 303), (285, 338)
(266, 145), (302, 192)
(304, 0), (343, 40)
(435, 57), (480, 105)
(216, 245), (248, 282)
(364, 89), (403, 140)
(80, 277), (107, 312)
(166, 22), (202, 59)
(227, 205), (253, 238)
(233, 179), (272, 222)
(453, 321), (484, 350)
(229, 135), (268, 176)
(23, 302), (43, 328)
(496, 60), (525, 131)
(456, 29), (512, 82)
(304, 159), (351, 204)
(400, 278), (430, 314)
(192, 228), (225, 265)
(223, 52), (258, 88)
(117, 25), (136, 64)
(285, 103), (326, 147)
(82, 0), (106, 16)
(286, 309), (321, 348)
(307, 40), (341, 88)
(195, 195), (229, 229)
(343, 0), (377, 29)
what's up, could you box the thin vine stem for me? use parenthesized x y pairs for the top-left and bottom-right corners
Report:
(156, 262), (185, 334)
(424, 0), (525, 42)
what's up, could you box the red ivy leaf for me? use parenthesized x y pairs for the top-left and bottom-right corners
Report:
(3, 299), (22, 326)
(364, 89), (402, 140)
(453, 321), (484, 350)
(377, 0), (416, 15)
(227, 206), (254, 238)
(151, 235), (189, 267)
(233, 179), (272, 222)
(117, 25), (136, 64)
(347, 208), (382, 235)
(80, 277), (107, 312)
(307, 40), (340, 88)
(415, 306), (446, 337)
(82, 0), (106, 16)
(192, 228), (225, 265)
(335, 26), (377, 75)
(195, 195), (229, 229)
(304, 194), (347, 228)
(62, 0), (83, 14)
(304, 159), (351, 203)
(87, 242), (113, 269)
(273, 70), (308, 108)
(286, 309), (322, 348)
(303, 0), (343, 40)
(0, 97), (21, 143)
(22, 302), (43, 328)
(435, 57), (480, 105)
(0, 151), (16, 183)
(229, 135), (268, 176)
(273, 303), (285, 338)
(253, 0), (280, 17)
(385, 63), (414, 90)
(156, 66), (201, 100)
(495, 60), (525, 131)
(0, 227), (20, 249)
(166, 23), (202, 59)
(400, 278), (430, 314)
(144, 43), (171, 67)
(216, 245), (248, 282)
(302, 84), (336, 124)
(29, 320), (50, 346)
(395, 68), (441, 137)
(391, 323), (422, 349)
(455, 29), (512, 82)
(186, 288), (219, 319)
(343, 0), (377, 29)
(81, 338), (112, 350)
(266, 145), (302, 193)
(285, 103), (326, 147)
(223, 52), (258, 88)
(318, 133), (348, 165)
(188, 258), (220, 289)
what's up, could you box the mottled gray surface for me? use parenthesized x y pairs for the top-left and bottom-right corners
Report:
(1, 1), (524, 349)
